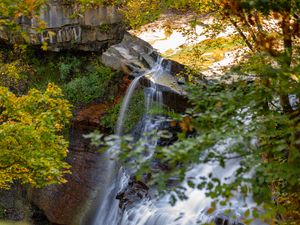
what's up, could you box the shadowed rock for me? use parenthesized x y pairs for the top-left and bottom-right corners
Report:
(116, 180), (149, 210)
(28, 125), (108, 225)
(214, 215), (244, 225)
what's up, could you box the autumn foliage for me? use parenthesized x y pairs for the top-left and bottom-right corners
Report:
(0, 84), (72, 189)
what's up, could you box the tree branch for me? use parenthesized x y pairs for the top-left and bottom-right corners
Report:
(228, 17), (255, 52)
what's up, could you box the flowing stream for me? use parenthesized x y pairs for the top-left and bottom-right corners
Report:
(90, 58), (258, 225)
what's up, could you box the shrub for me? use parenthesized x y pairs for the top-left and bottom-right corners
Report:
(58, 56), (82, 82)
(29, 54), (85, 90)
(63, 63), (119, 104)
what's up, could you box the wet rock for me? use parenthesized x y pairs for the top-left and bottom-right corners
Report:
(138, 75), (191, 113)
(156, 122), (182, 147)
(102, 32), (156, 75)
(144, 71), (185, 95)
(162, 90), (191, 113)
(116, 180), (149, 210)
(162, 58), (186, 78)
(101, 33), (190, 105)
(214, 215), (244, 225)
(131, 115), (188, 147)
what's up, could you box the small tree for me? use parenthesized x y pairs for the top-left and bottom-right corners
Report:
(0, 83), (72, 189)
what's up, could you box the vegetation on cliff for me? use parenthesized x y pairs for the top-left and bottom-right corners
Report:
(0, 43), (121, 192)
(101, 90), (145, 133)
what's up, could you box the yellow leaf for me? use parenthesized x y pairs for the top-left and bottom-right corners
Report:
(207, 207), (215, 214)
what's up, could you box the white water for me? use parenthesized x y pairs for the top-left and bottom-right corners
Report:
(91, 72), (147, 225)
(117, 140), (259, 225)
(91, 57), (258, 225)
(116, 56), (165, 136)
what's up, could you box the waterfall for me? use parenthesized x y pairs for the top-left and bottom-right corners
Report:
(90, 57), (259, 225)
(116, 75), (144, 136)
(91, 57), (166, 225)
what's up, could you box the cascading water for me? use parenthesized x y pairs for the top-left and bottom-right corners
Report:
(91, 57), (166, 225)
(90, 57), (258, 225)
(116, 75), (145, 136)
(118, 140), (260, 225)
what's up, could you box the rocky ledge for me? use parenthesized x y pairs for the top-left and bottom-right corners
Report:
(102, 32), (191, 112)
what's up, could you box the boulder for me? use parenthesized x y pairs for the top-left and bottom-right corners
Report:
(102, 32), (186, 80)
(101, 33), (157, 75)
(116, 180), (149, 210)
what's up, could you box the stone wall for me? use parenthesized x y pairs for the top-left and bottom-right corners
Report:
(0, 0), (125, 51)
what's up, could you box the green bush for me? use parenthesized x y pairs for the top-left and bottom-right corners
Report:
(63, 63), (118, 104)
(0, 48), (120, 105)
(58, 56), (82, 82)
(0, 206), (5, 219)
(29, 54), (85, 90)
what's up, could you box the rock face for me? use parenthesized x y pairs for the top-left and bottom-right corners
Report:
(27, 78), (130, 225)
(27, 98), (126, 225)
(0, 0), (125, 51)
(0, 187), (27, 221)
(28, 124), (108, 225)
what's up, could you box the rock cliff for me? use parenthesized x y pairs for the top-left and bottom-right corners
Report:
(0, 0), (125, 52)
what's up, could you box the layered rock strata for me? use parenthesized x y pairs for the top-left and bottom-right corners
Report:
(0, 0), (125, 52)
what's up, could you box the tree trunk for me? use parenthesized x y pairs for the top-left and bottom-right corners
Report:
(229, 17), (254, 52)
(280, 94), (293, 114)
(282, 19), (293, 67)
(279, 9), (293, 113)
(242, 10), (258, 43)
